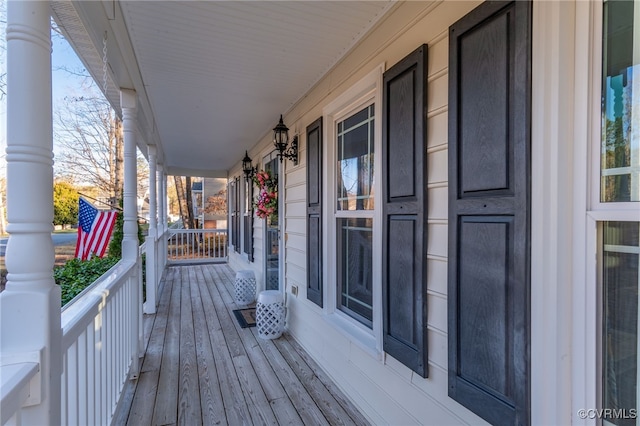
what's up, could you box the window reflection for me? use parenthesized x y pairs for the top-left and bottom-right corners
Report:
(337, 218), (373, 326)
(603, 221), (640, 425)
(601, 0), (639, 202)
(337, 105), (375, 210)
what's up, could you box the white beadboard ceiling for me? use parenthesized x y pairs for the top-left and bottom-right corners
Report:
(55, 1), (394, 177)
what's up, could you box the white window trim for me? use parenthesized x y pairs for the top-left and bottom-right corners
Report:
(585, 0), (640, 423)
(261, 150), (284, 293)
(321, 64), (384, 358)
(590, 0), (640, 211)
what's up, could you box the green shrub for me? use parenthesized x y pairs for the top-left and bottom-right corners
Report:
(55, 257), (119, 306)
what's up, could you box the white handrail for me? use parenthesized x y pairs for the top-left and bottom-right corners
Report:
(60, 259), (139, 426)
(0, 362), (39, 425)
(166, 228), (228, 264)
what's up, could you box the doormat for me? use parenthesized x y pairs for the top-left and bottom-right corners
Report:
(233, 308), (256, 328)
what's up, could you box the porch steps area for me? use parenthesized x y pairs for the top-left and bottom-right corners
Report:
(114, 264), (369, 426)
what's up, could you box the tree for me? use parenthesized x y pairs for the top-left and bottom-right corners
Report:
(53, 180), (79, 226)
(203, 189), (228, 215)
(173, 176), (196, 229)
(53, 80), (121, 197)
(185, 176), (196, 229)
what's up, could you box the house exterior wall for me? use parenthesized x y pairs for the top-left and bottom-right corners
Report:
(229, 1), (616, 424)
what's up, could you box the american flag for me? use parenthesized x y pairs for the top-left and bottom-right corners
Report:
(75, 197), (118, 261)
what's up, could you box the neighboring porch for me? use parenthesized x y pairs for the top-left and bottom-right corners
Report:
(114, 263), (368, 426)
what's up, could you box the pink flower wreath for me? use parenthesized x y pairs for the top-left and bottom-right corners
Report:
(252, 170), (277, 219)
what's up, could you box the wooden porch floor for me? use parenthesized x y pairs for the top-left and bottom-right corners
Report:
(114, 264), (369, 426)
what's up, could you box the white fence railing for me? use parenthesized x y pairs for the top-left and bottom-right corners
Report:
(60, 259), (140, 426)
(167, 229), (227, 264)
(1, 227), (222, 425)
(0, 359), (40, 425)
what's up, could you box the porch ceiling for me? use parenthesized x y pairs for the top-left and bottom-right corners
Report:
(52, 1), (394, 177)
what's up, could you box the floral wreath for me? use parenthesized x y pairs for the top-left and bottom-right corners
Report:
(252, 169), (277, 219)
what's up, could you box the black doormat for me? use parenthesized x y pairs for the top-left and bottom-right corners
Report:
(233, 308), (256, 328)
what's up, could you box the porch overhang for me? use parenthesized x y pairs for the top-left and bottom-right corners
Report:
(50, 0), (397, 177)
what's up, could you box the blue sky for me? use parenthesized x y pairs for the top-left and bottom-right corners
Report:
(0, 19), (92, 173)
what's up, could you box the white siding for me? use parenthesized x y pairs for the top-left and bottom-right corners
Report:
(276, 2), (488, 424)
(224, 1), (616, 424)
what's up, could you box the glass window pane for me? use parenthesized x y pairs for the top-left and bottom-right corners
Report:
(601, 0), (640, 202)
(337, 105), (375, 211)
(337, 217), (373, 327)
(603, 221), (640, 425)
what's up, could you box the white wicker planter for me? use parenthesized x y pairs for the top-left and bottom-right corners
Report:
(256, 290), (285, 339)
(234, 270), (256, 306)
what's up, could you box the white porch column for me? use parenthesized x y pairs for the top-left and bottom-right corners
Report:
(161, 171), (168, 268)
(156, 165), (167, 272)
(0, 1), (61, 424)
(120, 90), (139, 262)
(120, 89), (141, 376)
(144, 145), (157, 314)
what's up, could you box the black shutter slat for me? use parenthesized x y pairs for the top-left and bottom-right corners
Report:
(243, 180), (254, 261)
(248, 182), (254, 262)
(447, 2), (531, 425)
(382, 44), (428, 378)
(306, 117), (323, 307)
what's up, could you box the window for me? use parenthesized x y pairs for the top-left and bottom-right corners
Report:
(336, 105), (375, 327)
(603, 222), (639, 424)
(599, 1), (640, 423)
(229, 177), (240, 253)
(243, 177), (254, 261)
(337, 105), (375, 211)
(601, 0), (640, 202)
(322, 65), (383, 351)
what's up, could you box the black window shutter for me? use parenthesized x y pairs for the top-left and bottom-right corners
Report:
(235, 176), (241, 253)
(306, 117), (323, 307)
(244, 181), (254, 261)
(228, 180), (235, 250)
(232, 177), (240, 253)
(382, 44), (428, 378)
(447, 2), (531, 425)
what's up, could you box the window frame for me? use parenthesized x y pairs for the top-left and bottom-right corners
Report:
(335, 104), (375, 327)
(587, 0), (640, 419)
(590, 0), (640, 214)
(322, 65), (384, 356)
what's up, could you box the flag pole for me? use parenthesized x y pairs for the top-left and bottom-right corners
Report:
(77, 192), (149, 223)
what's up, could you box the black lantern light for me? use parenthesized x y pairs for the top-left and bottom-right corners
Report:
(273, 115), (298, 165)
(242, 150), (256, 182)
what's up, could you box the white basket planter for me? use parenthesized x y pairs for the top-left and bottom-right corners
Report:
(234, 270), (256, 306)
(256, 290), (285, 339)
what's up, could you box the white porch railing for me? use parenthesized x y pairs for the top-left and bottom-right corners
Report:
(60, 259), (140, 426)
(0, 359), (40, 425)
(167, 229), (228, 264)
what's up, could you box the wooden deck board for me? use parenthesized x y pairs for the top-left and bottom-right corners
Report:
(151, 267), (181, 426)
(125, 267), (176, 426)
(117, 263), (370, 426)
(177, 267), (202, 425)
(198, 266), (253, 425)
(190, 266), (226, 426)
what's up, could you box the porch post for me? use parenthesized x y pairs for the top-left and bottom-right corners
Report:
(0, 1), (61, 424)
(144, 145), (157, 314)
(120, 89), (139, 262)
(160, 170), (168, 268)
(120, 89), (141, 376)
